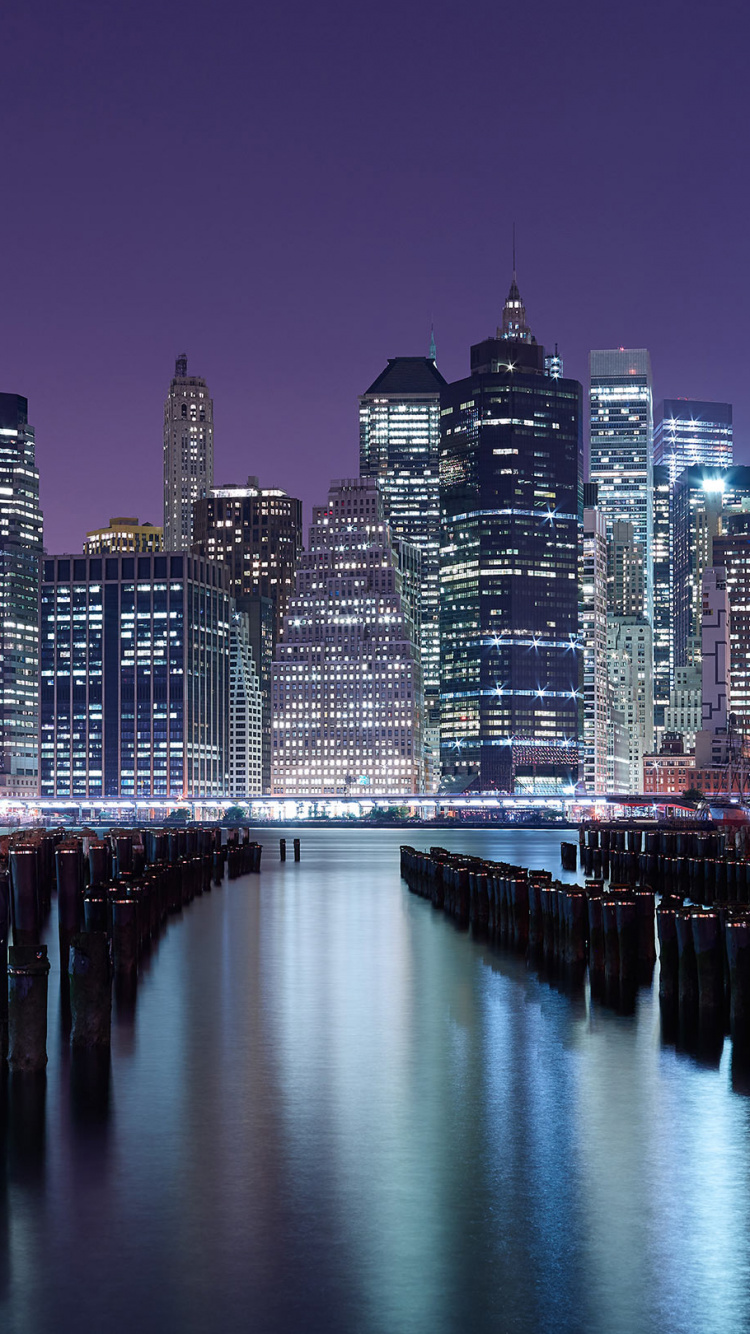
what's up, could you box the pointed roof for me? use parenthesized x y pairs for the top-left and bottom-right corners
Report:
(363, 357), (447, 396)
(500, 271), (534, 344)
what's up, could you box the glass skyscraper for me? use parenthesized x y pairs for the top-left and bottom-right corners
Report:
(440, 276), (583, 794)
(0, 393), (43, 796)
(672, 465), (750, 671)
(652, 463), (672, 729)
(40, 552), (231, 798)
(654, 399), (732, 487)
(589, 349), (653, 619)
(359, 355), (445, 789)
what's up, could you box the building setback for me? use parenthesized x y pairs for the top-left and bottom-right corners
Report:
(359, 355), (446, 789)
(40, 552), (230, 798)
(0, 393), (43, 796)
(439, 274), (582, 793)
(271, 478), (422, 795)
(163, 354), (214, 551)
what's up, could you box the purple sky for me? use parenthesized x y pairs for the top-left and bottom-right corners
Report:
(2, 0), (748, 551)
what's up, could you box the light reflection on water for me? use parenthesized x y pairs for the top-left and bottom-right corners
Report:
(2, 826), (750, 1333)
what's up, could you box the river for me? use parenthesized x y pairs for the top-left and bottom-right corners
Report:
(1, 826), (749, 1334)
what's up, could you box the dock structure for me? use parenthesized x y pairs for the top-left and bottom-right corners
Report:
(401, 836), (750, 1047)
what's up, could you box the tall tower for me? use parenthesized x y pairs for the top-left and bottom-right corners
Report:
(654, 400), (733, 487)
(163, 354), (214, 550)
(359, 354), (446, 790)
(440, 274), (583, 794)
(0, 394), (43, 795)
(589, 349), (654, 620)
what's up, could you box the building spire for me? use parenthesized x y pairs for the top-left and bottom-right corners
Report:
(429, 323), (437, 363)
(500, 231), (533, 343)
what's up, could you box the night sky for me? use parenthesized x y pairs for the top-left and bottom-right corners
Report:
(2, 0), (747, 552)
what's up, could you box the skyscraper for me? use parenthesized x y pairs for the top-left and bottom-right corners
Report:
(440, 274), (582, 793)
(359, 355), (445, 790)
(192, 479), (302, 792)
(581, 506), (608, 793)
(607, 616), (654, 792)
(654, 400), (733, 487)
(40, 552), (230, 797)
(271, 478), (422, 795)
(589, 349), (654, 619)
(672, 465), (750, 670)
(652, 463), (672, 730)
(228, 611), (263, 796)
(163, 354), (214, 550)
(0, 393), (43, 796)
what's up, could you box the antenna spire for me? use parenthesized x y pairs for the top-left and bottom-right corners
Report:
(429, 323), (437, 362)
(512, 221), (516, 279)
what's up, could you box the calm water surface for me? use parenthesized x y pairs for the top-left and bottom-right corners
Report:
(2, 826), (750, 1334)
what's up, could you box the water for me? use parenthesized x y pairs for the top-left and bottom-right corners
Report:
(2, 826), (750, 1334)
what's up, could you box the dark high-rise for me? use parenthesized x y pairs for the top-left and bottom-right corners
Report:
(652, 463), (672, 729)
(439, 275), (583, 793)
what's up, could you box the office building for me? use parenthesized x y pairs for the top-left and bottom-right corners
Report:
(0, 393), (43, 795)
(663, 665), (702, 752)
(193, 479), (302, 793)
(163, 354), (214, 550)
(652, 464), (672, 729)
(589, 348), (653, 619)
(359, 355), (445, 790)
(85, 516), (163, 554)
(672, 465), (750, 669)
(440, 273), (582, 793)
(608, 520), (645, 617)
(228, 611), (263, 796)
(654, 399), (732, 487)
(271, 478), (422, 795)
(581, 507), (608, 793)
(607, 617), (654, 792)
(713, 529), (750, 743)
(40, 552), (230, 798)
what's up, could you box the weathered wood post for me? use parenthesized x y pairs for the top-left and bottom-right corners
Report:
(9, 848), (40, 946)
(69, 932), (112, 1047)
(280, 838), (286, 862)
(293, 838), (301, 862)
(7, 945), (50, 1071)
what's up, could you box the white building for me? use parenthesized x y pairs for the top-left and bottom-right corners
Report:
(607, 617), (654, 793)
(229, 612), (263, 796)
(271, 478), (423, 795)
(581, 507), (609, 793)
(663, 665), (702, 752)
(163, 354), (214, 551)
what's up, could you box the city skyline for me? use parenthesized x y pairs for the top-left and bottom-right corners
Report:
(1, 0), (747, 553)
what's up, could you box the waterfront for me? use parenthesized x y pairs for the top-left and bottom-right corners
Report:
(2, 827), (750, 1334)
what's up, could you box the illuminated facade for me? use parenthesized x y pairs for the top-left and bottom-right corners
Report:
(84, 516), (163, 554)
(672, 465), (750, 670)
(440, 274), (583, 793)
(581, 506), (608, 793)
(229, 611), (263, 796)
(713, 528), (750, 743)
(271, 478), (423, 795)
(607, 616), (654, 792)
(654, 399), (732, 488)
(193, 479), (302, 793)
(40, 553), (230, 797)
(163, 354), (213, 550)
(0, 394), (43, 795)
(663, 665), (702, 752)
(652, 464), (672, 731)
(589, 349), (653, 619)
(359, 355), (445, 790)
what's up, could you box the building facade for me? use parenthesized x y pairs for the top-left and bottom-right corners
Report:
(654, 399), (733, 487)
(652, 463), (672, 731)
(40, 552), (230, 798)
(228, 611), (263, 796)
(85, 516), (163, 554)
(192, 479), (302, 793)
(271, 478), (422, 795)
(607, 616), (654, 792)
(713, 530), (750, 744)
(359, 355), (445, 790)
(0, 393), (43, 795)
(589, 348), (653, 620)
(440, 275), (583, 793)
(581, 507), (608, 793)
(672, 465), (750, 669)
(163, 354), (214, 551)
(663, 665), (702, 752)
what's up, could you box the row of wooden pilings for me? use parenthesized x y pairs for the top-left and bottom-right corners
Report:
(577, 822), (750, 902)
(0, 825), (262, 1071)
(400, 845), (750, 1045)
